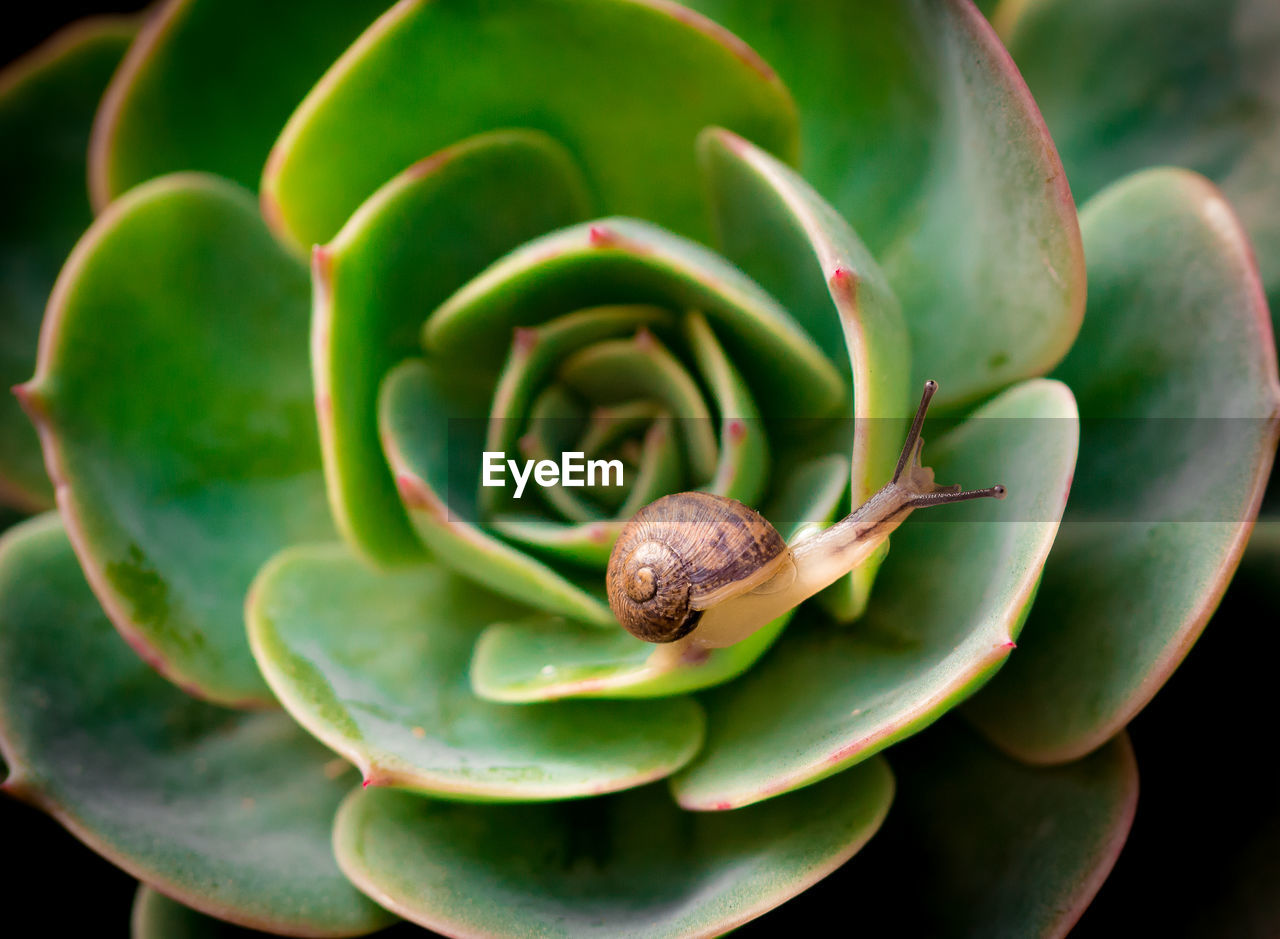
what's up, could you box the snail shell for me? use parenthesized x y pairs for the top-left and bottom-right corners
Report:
(606, 492), (789, 643)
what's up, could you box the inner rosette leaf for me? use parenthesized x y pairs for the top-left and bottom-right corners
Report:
(357, 207), (864, 699)
(378, 217), (846, 634)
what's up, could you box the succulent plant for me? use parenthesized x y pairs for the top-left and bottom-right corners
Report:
(1, 1), (1277, 935)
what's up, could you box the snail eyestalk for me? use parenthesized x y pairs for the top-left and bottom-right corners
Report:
(649, 380), (1007, 653)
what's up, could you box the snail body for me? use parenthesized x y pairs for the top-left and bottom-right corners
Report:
(606, 381), (1007, 650)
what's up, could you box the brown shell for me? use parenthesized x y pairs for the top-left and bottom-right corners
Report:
(606, 492), (788, 643)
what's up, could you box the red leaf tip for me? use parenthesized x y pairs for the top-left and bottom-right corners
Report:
(829, 266), (857, 289)
(395, 473), (435, 513)
(513, 327), (539, 354)
(404, 148), (453, 182)
(714, 127), (749, 153)
(311, 244), (334, 281)
(12, 382), (48, 420)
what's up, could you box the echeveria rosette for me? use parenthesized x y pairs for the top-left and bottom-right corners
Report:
(0, 3), (1277, 938)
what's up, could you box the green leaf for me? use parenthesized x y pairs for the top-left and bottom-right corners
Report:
(481, 307), (680, 557)
(333, 759), (893, 937)
(247, 543), (705, 801)
(0, 17), (135, 511)
(132, 886), (420, 939)
(558, 329), (718, 482)
(262, 0), (799, 251)
(424, 217), (846, 428)
(379, 358), (614, 625)
(846, 725), (1137, 937)
(471, 612), (787, 703)
(1069, 523), (1280, 936)
(672, 379), (1079, 809)
(19, 173), (331, 707)
(576, 400), (669, 513)
(997, 0), (1280, 326)
(490, 410), (679, 567)
(698, 127), (911, 616)
(469, 454), (850, 702)
(966, 168), (1280, 763)
(90, 0), (388, 207)
(507, 384), (609, 527)
(484, 305), (672, 495)
(613, 415), (683, 516)
(132, 886), (287, 939)
(681, 0), (1085, 407)
(0, 515), (393, 937)
(315, 128), (594, 565)
(684, 311), (768, 504)
(490, 519), (623, 569)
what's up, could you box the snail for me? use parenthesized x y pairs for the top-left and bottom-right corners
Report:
(606, 380), (1006, 651)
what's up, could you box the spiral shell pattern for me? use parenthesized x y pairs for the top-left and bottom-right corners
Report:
(606, 492), (788, 642)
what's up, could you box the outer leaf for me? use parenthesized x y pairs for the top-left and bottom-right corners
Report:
(132, 886), (286, 939)
(314, 129), (594, 565)
(998, 0), (1280, 325)
(835, 725), (1137, 938)
(90, 0), (388, 208)
(682, 0), (1085, 407)
(0, 515), (393, 937)
(247, 543), (705, 801)
(380, 358), (614, 625)
(1063, 524), (1280, 937)
(673, 379), (1079, 810)
(699, 127), (910, 616)
(262, 0), (799, 251)
(0, 17), (134, 511)
(967, 169), (1280, 763)
(333, 760), (893, 938)
(131, 886), (420, 939)
(18, 173), (331, 706)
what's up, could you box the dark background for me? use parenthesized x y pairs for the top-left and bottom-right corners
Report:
(0, 2), (150, 67)
(2, 8), (145, 936)
(3, 4), (1276, 936)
